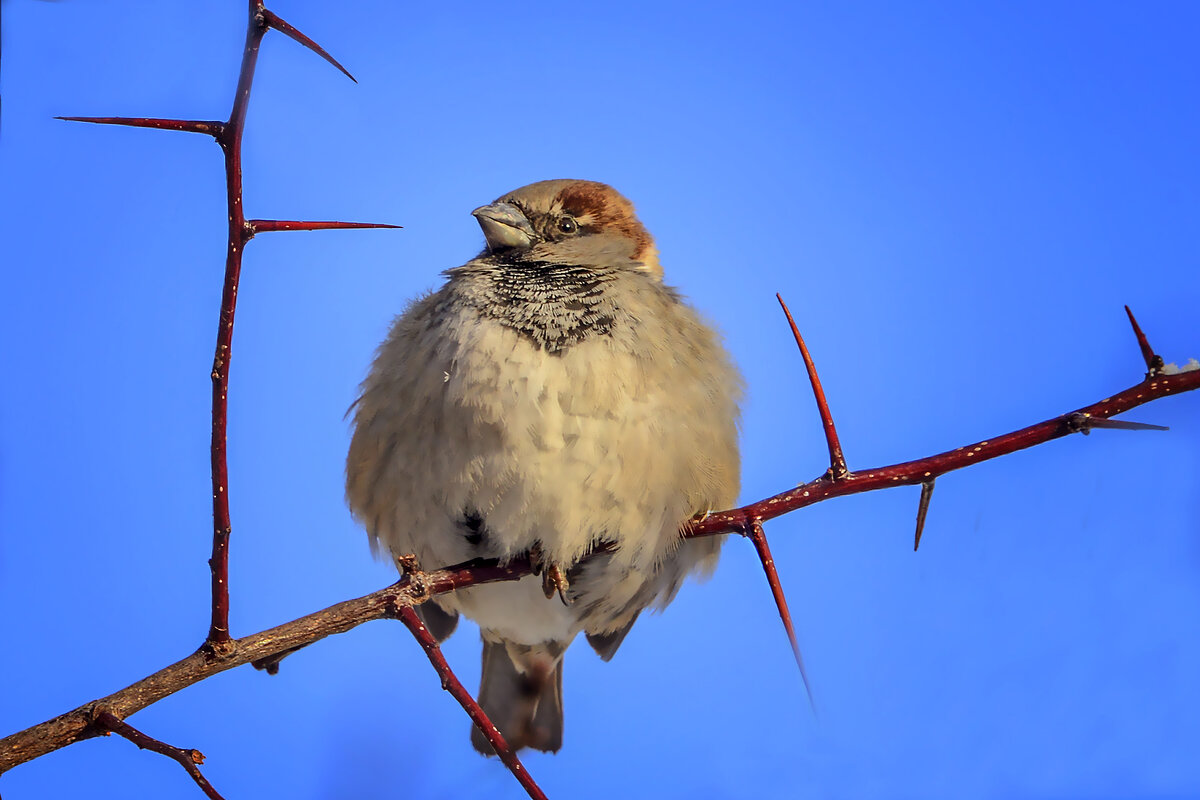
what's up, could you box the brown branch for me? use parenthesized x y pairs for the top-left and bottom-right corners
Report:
(92, 711), (225, 800)
(776, 294), (848, 478)
(0, 559), (529, 774)
(397, 607), (548, 800)
(741, 520), (815, 710)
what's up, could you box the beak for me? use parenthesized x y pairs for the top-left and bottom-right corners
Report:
(472, 201), (536, 252)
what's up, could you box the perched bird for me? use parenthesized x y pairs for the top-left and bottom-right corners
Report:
(346, 179), (742, 754)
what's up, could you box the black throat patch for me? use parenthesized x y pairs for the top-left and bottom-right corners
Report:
(471, 260), (618, 353)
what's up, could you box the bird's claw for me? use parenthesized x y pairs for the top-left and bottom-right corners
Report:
(529, 544), (571, 605)
(542, 563), (571, 606)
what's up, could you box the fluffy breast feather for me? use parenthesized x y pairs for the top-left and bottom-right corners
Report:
(345, 271), (741, 640)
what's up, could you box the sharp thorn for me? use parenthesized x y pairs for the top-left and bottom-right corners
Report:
(743, 520), (816, 714)
(1066, 411), (1169, 435)
(914, 479), (935, 551)
(248, 219), (401, 233)
(776, 293), (848, 478)
(1124, 305), (1164, 375)
(262, 9), (357, 83)
(56, 116), (223, 137)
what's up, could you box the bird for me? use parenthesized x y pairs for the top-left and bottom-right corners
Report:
(346, 179), (742, 754)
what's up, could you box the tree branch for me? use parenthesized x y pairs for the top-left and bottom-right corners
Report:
(5, 320), (1195, 777)
(0, 559), (529, 774)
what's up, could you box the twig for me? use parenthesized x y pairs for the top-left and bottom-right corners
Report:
(92, 711), (225, 800)
(397, 607), (548, 800)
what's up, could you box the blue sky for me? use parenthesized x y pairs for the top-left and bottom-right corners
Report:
(2, 2), (1198, 798)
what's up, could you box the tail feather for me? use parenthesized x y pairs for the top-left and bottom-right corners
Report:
(471, 639), (564, 755)
(530, 655), (563, 752)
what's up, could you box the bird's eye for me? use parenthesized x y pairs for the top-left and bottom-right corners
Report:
(557, 216), (578, 234)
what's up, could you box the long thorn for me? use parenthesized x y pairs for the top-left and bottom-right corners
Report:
(1124, 305), (1163, 375)
(56, 117), (223, 137)
(914, 479), (935, 551)
(248, 219), (400, 234)
(777, 294), (848, 478)
(262, 9), (357, 82)
(744, 519), (816, 712)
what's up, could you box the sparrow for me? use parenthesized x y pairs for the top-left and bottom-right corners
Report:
(346, 179), (742, 754)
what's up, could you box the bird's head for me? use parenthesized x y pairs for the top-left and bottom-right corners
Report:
(472, 180), (662, 279)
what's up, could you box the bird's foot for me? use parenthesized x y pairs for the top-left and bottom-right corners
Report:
(528, 544), (571, 606)
(543, 563), (570, 606)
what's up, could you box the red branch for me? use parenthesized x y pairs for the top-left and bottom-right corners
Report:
(692, 308), (1195, 538)
(92, 710), (225, 800)
(201, 0), (267, 652)
(57, 2), (394, 652)
(396, 607), (548, 800)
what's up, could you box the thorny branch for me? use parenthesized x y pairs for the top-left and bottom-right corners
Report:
(3, 301), (1195, 784)
(4, 5), (1198, 800)
(55, 2), (397, 658)
(692, 306), (1194, 544)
